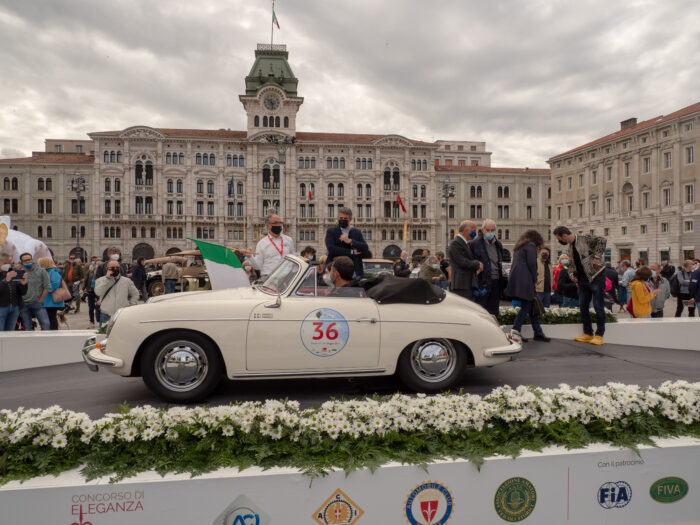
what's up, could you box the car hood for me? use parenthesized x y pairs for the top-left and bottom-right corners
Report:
(147, 286), (263, 304)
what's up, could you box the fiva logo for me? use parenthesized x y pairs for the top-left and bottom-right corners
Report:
(598, 481), (632, 509)
(650, 477), (688, 503)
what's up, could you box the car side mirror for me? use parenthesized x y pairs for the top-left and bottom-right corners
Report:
(264, 295), (282, 308)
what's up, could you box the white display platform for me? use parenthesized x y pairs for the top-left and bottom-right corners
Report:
(1, 438), (698, 524)
(519, 317), (700, 351)
(0, 331), (103, 372)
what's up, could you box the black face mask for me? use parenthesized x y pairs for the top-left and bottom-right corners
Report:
(338, 219), (349, 229)
(558, 240), (568, 246)
(270, 226), (282, 235)
(110, 268), (120, 277)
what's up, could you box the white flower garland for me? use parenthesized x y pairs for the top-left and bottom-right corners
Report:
(1, 381), (697, 449)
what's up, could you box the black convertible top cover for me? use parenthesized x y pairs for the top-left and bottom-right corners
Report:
(361, 275), (446, 304)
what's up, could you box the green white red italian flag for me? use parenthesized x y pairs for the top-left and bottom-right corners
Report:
(273, 9), (280, 29)
(189, 239), (250, 290)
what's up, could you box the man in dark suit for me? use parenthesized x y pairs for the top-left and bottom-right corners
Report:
(470, 219), (503, 315)
(448, 220), (483, 300)
(325, 207), (368, 278)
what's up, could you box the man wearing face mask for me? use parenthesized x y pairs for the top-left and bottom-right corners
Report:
(325, 207), (368, 278)
(325, 256), (365, 297)
(393, 251), (412, 278)
(94, 259), (139, 325)
(648, 263), (671, 318)
(447, 220), (483, 301)
(239, 214), (295, 279)
(95, 247), (129, 279)
(300, 246), (316, 262)
(18, 252), (51, 331)
(419, 255), (447, 284)
(0, 252), (27, 331)
(470, 219), (504, 315)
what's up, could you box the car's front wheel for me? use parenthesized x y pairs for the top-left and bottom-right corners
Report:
(141, 331), (222, 402)
(397, 338), (465, 392)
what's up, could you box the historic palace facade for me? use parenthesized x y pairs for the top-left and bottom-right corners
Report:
(548, 101), (699, 264)
(1, 44), (550, 261)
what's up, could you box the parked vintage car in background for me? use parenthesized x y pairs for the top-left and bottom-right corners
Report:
(362, 258), (395, 279)
(83, 256), (521, 402)
(145, 252), (211, 296)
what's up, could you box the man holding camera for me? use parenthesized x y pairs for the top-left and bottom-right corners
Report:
(94, 259), (139, 325)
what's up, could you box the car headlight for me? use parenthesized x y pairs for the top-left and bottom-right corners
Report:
(105, 308), (123, 338)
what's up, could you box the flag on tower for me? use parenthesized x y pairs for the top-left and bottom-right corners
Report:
(272, 9), (280, 29)
(308, 186), (313, 201)
(395, 194), (407, 214)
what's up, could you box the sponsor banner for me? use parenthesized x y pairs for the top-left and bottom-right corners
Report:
(0, 439), (698, 524)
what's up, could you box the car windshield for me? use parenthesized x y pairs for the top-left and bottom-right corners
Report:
(364, 262), (392, 270)
(258, 258), (301, 295)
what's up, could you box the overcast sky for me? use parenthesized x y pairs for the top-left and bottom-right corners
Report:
(1, 0), (698, 167)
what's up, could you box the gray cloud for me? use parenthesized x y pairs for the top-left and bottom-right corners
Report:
(0, 0), (698, 167)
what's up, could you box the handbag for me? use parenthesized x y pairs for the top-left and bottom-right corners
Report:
(51, 279), (72, 303)
(532, 295), (545, 316)
(626, 298), (635, 317)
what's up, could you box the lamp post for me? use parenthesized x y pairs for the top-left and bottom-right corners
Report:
(67, 173), (88, 261)
(266, 134), (296, 220)
(442, 180), (455, 254)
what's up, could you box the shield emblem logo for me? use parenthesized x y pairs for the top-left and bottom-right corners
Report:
(420, 500), (438, 523)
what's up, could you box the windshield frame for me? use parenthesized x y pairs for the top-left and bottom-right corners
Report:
(256, 256), (305, 296)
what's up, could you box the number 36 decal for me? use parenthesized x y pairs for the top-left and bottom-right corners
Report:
(301, 309), (350, 357)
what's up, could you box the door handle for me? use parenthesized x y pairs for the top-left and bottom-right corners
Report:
(357, 317), (377, 323)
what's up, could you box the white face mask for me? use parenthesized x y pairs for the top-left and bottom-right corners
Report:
(322, 273), (334, 287)
(0, 264), (11, 272)
(110, 254), (120, 261)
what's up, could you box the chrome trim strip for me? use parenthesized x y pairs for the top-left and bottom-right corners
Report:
(483, 343), (522, 357)
(231, 368), (386, 379)
(139, 318), (248, 323)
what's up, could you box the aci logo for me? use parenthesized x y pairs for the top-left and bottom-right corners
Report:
(404, 481), (454, 525)
(493, 477), (537, 522)
(650, 477), (688, 503)
(598, 481), (632, 509)
(213, 495), (269, 525)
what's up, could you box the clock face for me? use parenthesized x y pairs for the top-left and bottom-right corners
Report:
(263, 94), (280, 110)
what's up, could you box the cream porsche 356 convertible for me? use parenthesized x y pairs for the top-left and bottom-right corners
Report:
(82, 255), (521, 402)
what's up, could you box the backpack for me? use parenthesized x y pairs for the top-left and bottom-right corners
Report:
(669, 274), (680, 298)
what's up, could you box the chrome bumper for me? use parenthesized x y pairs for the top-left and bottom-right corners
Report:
(483, 336), (523, 358)
(82, 336), (123, 371)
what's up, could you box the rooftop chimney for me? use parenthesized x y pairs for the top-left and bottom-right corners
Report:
(620, 118), (638, 130)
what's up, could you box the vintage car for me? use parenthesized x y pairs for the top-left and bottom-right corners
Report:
(145, 253), (211, 296)
(83, 255), (521, 402)
(362, 258), (396, 279)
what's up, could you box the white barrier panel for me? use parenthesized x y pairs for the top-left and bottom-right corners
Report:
(519, 317), (700, 351)
(0, 331), (103, 372)
(1, 438), (698, 524)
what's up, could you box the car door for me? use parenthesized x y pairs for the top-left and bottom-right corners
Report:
(246, 269), (381, 372)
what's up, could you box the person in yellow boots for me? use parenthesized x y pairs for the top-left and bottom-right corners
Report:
(630, 266), (660, 318)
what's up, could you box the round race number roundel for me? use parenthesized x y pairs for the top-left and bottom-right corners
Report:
(300, 308), (350, 357)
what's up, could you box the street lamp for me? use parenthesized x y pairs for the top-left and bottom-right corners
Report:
(67, 173), (88, 260)
(266, 133), (296, 219)
(442, 180), (455, 254)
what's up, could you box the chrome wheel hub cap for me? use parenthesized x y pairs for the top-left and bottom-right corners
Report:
(410, 339), (456, 383)
(155, 341), (208, 392)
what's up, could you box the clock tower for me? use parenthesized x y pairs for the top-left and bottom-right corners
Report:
(239, 44), (304, 138)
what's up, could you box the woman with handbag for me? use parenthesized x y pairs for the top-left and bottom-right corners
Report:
(629, 266), (660, 319)
(38, 257), (70, 330)
(505, 230), (550, 344)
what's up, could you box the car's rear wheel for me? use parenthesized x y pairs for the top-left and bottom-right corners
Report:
(141, 331), (222, 402)
(150, 281), (165, 296)
(397, 338), (465, 392)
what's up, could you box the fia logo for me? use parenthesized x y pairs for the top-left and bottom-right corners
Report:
(598, 481), (632, 509)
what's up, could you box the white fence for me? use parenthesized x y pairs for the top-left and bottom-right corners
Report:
(1, 438), (697, 524)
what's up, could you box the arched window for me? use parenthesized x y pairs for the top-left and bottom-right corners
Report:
(390, 230), (395, 240)
(547, 187), (551, 199)
(340, 158), (345, 169)
(411, 159), (416, 170)
(227, 154), (232, 166)
(176, 179), (182, 193)
(392, 168), (400, 190)
(37, 226), (43, 238)
(420, 185), (426, 198)
(239, 155), (244, 167)
(365, 184), (371, 197)
(207, 180), (214, 194)
(2, 178), (9, 191)
(504, 186), (510, 199)
(166, 152), (172, 164)
(363, 158), (369, 170)
(132, 227), (137, 238)
(284, 116), (289, 128)
(196, 153), (202, 165)
(328, 183), (335, 197)
(357, 184), (363, 197)
(232, 155), (239, 167)
(103, 151), (109, 163)
(178, 228), (183, 239)
(70, 226), (77, 238)
(80, 226), (85, 238)
(300, 183), (306, 197)
(196, 227), (202, 239)
(298, 157), (304, 169)
(505, 229), (510, 240)
(237, 181), (243, 195)
(311, 157), (316, 168)
(102, 227), (107, 238)
(272, 165), (280, 189)
(356, 158), (361, 169)
(167, 179), (173, 193)
(135, 161), (143, 185)
(417, 160), (422, 171)
(135, 196), (143, 214)
(384, 169), (391, 190)
(423, 160), (427, 171)
(384, 201), (391, 217)
(275, 116), (280, 127)
(37, 178), (44, 191)
(150, 227), (156, 238)
(261, 165), (270, 189)
(46, 178), (52, 191)
(263, 116), (268, 127)
(327, 157), (332, 169)
(178, 153), (184, 164)
(109, 227), (114, 238)
(382, 229), (387, 240)
(110, 151), (115, 163)
(526, 187), (532, 199)
(196, 179), (204, 193)
(46, 226), (52, 238)
(117, 151), (122, 163)
(333, 157), (339, 169)
(104, 178), (111, 192)
(145, 161), (153, 185)
(470, 186), (475, 198)
(254, 116), (260, 127)
(202, 153), (209, 166)
(11, 178), (18, 190)
(338, 183), (344, 197)
(145, 196), (153, 214)
(368, 159), (372, 169)
(412, 230), (417, 241)
(167, 227), (171, 238)
(412, 185), (418, 198)
(476, 186), (482, 198)
(141, 227), (146, 238)
(498, 186), (503, 199)
(305, 157), (310, 169)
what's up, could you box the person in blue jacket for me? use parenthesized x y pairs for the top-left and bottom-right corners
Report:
(324, 207), (368, 278)
(38, 257), (65, 330)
